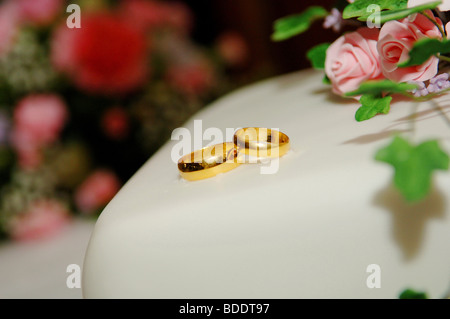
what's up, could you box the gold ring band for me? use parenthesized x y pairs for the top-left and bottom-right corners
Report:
(178, 142), (241, 181)
(234, 127), (290, 158)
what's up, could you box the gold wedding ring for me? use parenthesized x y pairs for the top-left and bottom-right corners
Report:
(178, 128), (290, 181)
(234, 127), (290, 158)
(178, 142), (241, 181)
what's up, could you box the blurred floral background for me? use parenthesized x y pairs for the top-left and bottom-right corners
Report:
(0, 0), (335, 242)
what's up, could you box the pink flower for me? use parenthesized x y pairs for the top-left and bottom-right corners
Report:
(101, 107), (129, 140)
(17, 0), (63, 26)
(51, 13), (148, 95)
(0, 1), (20, 57)
(75, 170), (121, 213)
(11, 94), (68, 169)
(13, 95), (67, 145)
(325, 28), (384, 96)
(9, 200), (71, 242)
(216, 32), (249, 67)
(408, 0), (450, 12)
(377, 12), (442, 83)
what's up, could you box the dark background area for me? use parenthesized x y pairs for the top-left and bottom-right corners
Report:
(184, 0), (338, 75)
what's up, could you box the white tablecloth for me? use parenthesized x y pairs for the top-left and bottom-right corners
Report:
(0, 219), (95, 299)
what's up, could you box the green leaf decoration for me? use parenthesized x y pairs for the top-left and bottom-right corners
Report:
(343, 0), (441, 24)
(323, 75), (331, 85)
(355, 94), (392, 122)
(342, 0), (408, 19)
(345, 80), (418, 97)
(306, 43), (330, 70)
(399, 289), (428, 299)
(272, 6), (328, 42)
(399, 38), (450, 67)
(375, 136), (450, 202)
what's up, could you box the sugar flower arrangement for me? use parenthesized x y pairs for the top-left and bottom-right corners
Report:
(273, 0), (450, 202)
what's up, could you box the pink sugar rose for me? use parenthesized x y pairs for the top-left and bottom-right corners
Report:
(325, 27), (384, 96)
(377, 12), (442, 83)
(17, 0), (63, 26)
(75, 170), (121, 213)
(10, 200), (71, 242)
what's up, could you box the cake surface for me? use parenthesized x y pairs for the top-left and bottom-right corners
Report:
(82, 69), (450, 298)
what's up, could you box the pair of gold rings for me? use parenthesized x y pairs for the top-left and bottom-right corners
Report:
(178, 127), (290, 181)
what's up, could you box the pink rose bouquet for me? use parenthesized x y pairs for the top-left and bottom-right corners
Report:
(272, 2), (450, 203)
(273, 2), (450, 119)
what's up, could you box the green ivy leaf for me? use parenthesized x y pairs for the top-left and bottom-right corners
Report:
(345, 80), (418, 97)
(343, 0), (441, 24)
(399, 289), (428, 299)
(375, 136), (449, 202)
(272, 6), (328, 42)
(399, 38), (450, 67)
(355, 94), (392, 122)
(342, 0), (408, 19)
(306, 43), (330, 70)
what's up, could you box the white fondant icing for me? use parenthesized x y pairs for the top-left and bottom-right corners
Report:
(82, 69), (450, 298)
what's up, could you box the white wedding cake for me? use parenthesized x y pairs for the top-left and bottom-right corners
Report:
(82, 69), (450, 298)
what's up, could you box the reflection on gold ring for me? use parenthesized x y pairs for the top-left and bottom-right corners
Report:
(234, 127), (290, 158)
(178, 142), (241, 181)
